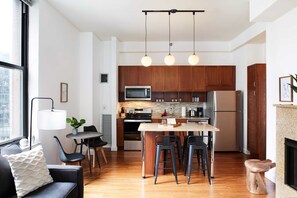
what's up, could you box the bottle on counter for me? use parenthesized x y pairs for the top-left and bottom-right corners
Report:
(161, 109), (167, 117)
(181, 106), (186, 117)
(120, 107), (125, 118)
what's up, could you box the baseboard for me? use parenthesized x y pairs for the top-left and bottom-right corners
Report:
(243, 148), (250, 155)
(111, 146), (117, 151)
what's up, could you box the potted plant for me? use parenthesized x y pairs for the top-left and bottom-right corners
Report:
(66, 117), (86, 135)
(290, 74), (297, 93)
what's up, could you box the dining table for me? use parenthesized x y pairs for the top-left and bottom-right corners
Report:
(138, 122), (220, 178)
(66, 131), (103, 176)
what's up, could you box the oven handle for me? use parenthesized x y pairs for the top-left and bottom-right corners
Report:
(124, 120), (152, 123)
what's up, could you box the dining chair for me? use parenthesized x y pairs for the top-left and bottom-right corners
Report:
(53, 136), (85, 165)
(83, 125), (108, 167)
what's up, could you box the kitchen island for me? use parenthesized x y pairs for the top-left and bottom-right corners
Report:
(138, 122), (220, 178)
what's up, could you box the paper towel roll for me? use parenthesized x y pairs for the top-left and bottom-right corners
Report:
(181, 106), (186, 117)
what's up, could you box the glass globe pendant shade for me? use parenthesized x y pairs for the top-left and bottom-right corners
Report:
(141, 55), (152, 67)
(188, 54), (199, 65)
(164, 54), (175, 65)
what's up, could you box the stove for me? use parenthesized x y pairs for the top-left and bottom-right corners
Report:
(124, 108), (152, 121)
(123, 108), (152, 150)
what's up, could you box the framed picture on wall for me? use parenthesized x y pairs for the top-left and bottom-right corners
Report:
(60, 82), (68, 103)
(101, 73), (108, 83)
(279, 76), (293, 102)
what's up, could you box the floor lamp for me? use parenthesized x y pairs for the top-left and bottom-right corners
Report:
(29, 97), (66, 150)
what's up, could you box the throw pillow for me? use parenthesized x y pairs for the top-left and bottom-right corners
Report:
(1, 143), (23, 155)
(3, 145), (53, 197)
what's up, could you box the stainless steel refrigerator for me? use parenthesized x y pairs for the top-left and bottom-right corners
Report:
(206, 91), (243, 151)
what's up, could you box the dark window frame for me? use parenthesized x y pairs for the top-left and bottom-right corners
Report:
(0, 1), (29, 146)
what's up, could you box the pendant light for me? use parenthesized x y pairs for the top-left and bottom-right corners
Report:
(188, 12), (199, 65)
(141, 12), (152, 67)
(164, 12), (175, 65)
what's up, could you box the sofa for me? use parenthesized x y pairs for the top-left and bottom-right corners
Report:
(0, 144), (84, 198)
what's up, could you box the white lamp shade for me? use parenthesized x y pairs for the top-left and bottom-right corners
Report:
(141, 55), (152, 67)
(37, 109), (67, 130)
(164, 54), (175, 65)
(188, 54), (200, 65)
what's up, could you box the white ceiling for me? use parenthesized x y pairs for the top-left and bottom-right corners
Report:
(47, 0), (253, 42)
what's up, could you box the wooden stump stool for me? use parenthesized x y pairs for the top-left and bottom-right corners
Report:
(244, 159), (276, 195)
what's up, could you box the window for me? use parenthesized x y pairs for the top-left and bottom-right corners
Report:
(0, 0), (28, 145)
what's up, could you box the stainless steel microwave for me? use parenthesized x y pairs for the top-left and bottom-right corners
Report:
(125, 86), (151, 101)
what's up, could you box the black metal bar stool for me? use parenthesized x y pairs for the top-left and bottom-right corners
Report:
(182, 131), (193, 163)
(184, 135), (211, 184)
(169, 131), (183, 166)
(154, 135), (178, 184)
(182, 131), (207, 171)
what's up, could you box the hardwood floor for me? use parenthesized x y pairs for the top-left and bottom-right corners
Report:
(82, 149), (275, 198)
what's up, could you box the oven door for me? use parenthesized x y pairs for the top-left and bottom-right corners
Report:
(124, 119), (151, 150)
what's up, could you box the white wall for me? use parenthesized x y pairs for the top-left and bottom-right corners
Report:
(250, 0), (277, 21)
(110, 37), (119, 151)
(119, 41), (233, 65)
(265, 7), (297, 182)
(92, 35), (101, 129)
(30, 0), (80, 164)
(233, 44), (266, 154)
(79, 33), (94, 125)
(250, 0), (297, 22)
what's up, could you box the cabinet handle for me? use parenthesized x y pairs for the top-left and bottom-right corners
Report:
(254, 91), (256, 96)
(254, 82), (256, 87)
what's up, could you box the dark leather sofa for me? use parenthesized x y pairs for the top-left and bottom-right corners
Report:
(0, 145), (84, 198)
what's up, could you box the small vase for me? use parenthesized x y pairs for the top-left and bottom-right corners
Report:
(72, 128), (78, 135)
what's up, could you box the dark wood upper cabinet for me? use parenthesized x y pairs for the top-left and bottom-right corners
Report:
(178, 66), (192, 92)
(119, 65), (236, 97)
(118, 66), (125, 92)
(220, 66), (235, 90)
(164, 66), (179, 92)
(192, 66), (206, 92)
(118, 66), (151, 92)
(205, 66), (220, 89)
(206, 66), (235, 90)
(151, 66), (165, 92)
(247, 66), (255, 90)
(118, 66), (138, 92)
(138, 66), (151, 86)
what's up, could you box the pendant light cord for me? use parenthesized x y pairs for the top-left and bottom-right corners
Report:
(193, 12), (196, 55)
(168, 12), (171, 55)
(144, 12), (148, 56)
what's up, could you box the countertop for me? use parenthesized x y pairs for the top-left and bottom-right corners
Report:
(138, 122), (218, 132)
(152, 115), (209, 120)
(117, 114), (210, 120)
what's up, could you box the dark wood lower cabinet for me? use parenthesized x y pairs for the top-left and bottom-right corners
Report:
(117, 118), (124, 150)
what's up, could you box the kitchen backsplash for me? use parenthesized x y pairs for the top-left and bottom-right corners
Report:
(119, 101), (206, 117)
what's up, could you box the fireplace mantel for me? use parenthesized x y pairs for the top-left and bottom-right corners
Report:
(273, 104), (297, 109)
(275, 104), (297, 196)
